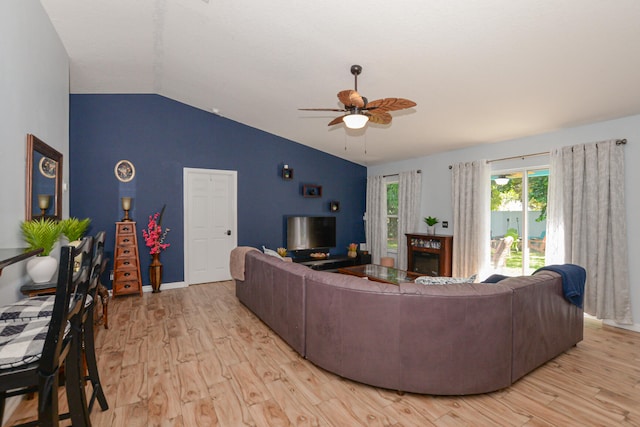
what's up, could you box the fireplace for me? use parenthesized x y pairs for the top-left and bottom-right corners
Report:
(412, 252), (441, 276)
(406, 233), (453, 276)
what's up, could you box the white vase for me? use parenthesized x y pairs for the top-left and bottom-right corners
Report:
(426, 226), (436, 235)
(26, 256), (58, 283)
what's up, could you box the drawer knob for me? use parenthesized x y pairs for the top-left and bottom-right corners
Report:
(124, 285), (130, 289)
(124, 272), (130, 277)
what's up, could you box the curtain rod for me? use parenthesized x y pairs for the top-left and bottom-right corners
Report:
(447, 139), (627, 169)
(486, 151), (549, 164)
(383, 170), (421, 178)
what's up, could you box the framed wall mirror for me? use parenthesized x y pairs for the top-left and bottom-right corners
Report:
(26, 134), (62, 221)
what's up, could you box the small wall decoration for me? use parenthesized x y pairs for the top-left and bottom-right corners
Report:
(39, 157), (57, 178)
(115, 160), (135, 182)
(302, 184), (322, 198)
(282, 164), (294, 180)
(330, 201), (340, 212)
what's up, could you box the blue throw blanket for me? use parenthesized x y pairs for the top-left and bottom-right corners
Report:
(534, 264), (586, 308)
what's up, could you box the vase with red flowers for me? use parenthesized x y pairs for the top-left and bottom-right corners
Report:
(142, 209), (170, 293)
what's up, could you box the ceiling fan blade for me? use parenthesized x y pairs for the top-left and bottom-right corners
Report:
(366, 112), (392, 125)
(365, 98), (417, 112)
(327, 116), (345, 126)
(337, 90), (365, 108)
(299, 108), (347, 112)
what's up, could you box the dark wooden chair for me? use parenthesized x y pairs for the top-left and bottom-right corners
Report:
(0, 236), (93, 426)
(0, 231), (110, 422)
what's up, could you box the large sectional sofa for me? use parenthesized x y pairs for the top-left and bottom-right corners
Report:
(231, 248), (584, 395)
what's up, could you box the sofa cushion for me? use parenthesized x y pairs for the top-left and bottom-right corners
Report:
(415, 274), (477, 285)
(0, 296), (55, 324)
(482, 274), (510, 283)
(262, 246), (283, 259)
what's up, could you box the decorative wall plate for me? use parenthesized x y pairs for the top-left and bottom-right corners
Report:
(39, 157), (57, 178)
(114, 160), (135, 182)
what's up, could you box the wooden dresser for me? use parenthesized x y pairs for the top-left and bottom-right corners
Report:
(112, 221), (142, 296)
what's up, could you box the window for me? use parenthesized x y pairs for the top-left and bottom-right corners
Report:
(490, 168), (548, 275)
(386, 181), (398, 251)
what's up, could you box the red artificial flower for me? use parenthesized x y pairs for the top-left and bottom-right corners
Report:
(142, 212), (170, 255)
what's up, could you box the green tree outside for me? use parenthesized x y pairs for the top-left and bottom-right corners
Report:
(387, 183), (398, 250)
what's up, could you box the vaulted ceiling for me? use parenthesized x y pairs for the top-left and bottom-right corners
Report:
(41, 0), (640, 165)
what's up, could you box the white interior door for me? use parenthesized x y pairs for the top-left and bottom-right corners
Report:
(184, 168), (237, 284)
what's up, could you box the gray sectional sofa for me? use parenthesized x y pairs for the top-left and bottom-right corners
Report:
(232, 248), (583, 395)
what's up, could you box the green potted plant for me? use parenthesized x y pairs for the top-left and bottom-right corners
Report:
(423, 216), (439, 235)
(21, 218), (62, 283)
(60, 217), (91, 242)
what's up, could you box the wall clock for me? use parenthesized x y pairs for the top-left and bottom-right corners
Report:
(39, 157), (57, 178)
(114, 160), (135, 182)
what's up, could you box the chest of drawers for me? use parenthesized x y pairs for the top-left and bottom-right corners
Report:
(112, 221), (142, 296)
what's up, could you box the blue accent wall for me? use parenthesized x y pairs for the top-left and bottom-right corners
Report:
(69, 94), (366, 286)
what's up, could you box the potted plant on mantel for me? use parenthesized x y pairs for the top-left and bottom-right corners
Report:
(21, 218), (62, 283)
(423, 216), (439, 235)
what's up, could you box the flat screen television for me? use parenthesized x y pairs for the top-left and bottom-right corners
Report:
(286, 216), (336, 250)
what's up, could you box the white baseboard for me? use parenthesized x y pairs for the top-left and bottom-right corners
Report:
(142, 281), (187, 292)
(603, 319), (640, 333)
(107, 281), (188, 297)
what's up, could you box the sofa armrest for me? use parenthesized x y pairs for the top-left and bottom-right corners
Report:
(501, 272), (583, 382)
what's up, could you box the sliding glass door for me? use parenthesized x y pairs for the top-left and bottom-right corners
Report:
(489, 168), (548, 275)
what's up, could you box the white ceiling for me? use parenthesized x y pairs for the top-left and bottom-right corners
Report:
(41, 0), (640, 166)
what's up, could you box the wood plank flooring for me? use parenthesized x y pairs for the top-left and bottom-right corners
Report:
(5, 281), (640, 426)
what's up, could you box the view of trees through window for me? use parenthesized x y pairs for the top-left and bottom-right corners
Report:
(490, 169), (548, 275)
(384, 172), (548, 268)
(387, 181), (398, 251)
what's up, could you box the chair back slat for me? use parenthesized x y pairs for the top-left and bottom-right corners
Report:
(88, 232), (106, 298)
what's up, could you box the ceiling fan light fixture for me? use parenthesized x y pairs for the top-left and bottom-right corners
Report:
(494, 175), (509, 186)
(343, 113), (369, 129)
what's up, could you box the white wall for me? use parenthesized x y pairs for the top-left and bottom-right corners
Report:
(369, 114), (640, 330)
(0, 0), (69, 303)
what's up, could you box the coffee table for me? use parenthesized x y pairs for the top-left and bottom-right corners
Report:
(337, 264), (421, 285)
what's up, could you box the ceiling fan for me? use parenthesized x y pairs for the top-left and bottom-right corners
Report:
(299, 65), (417, 129)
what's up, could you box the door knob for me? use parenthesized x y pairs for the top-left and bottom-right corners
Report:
(226, 230), (231, 236)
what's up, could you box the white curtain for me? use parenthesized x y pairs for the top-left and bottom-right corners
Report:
(365, 175), (387, 265)
(546, 140), (632, 324)
(397, 171), (422, 270)
(451, 160), (490, 278)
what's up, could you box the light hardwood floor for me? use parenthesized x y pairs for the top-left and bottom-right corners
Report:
(5, 281), (640, 426)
